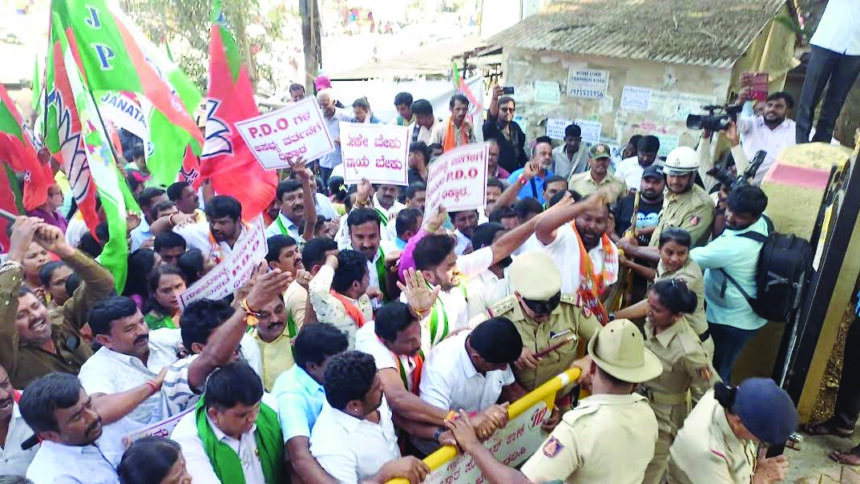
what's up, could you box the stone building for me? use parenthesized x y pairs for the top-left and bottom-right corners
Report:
(483, 0), (797, 156)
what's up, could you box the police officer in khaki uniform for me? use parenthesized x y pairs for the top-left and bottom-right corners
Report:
(639, 279), (719, 484)
(446, 318), (664, 484)
(471, 251), (601, 392)
(567, 144), (627, 202)
(614, 227), (714, 357)
(668, 378), (797, 483)
(648, 146), (714, 248)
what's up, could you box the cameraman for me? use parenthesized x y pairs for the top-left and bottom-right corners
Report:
(696, 122), (751, 194)
(736, 91), (796, 185)
(689, 185), (769, 383)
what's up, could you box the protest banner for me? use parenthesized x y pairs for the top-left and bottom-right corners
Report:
(387, 368), (582, 484)
(177, 216), (267, 310)
(235, 97), (334, 170)
(425, 143), (488, 216)
(122, 408), (193, 446)
(341, 123), (409, 186)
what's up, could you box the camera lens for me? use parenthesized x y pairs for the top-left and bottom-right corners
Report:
(686, 114), (704, 130)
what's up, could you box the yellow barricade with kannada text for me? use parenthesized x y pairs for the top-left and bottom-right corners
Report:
(387, 367), (582, 484)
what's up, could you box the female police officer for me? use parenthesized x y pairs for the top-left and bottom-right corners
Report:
(667, 378), (797, 483)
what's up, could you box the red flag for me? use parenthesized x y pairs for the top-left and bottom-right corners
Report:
(199, 10), (276, 220)
(0, 164), (23, 252)
(0, 84), (54, 211)
(180, 145), (201, 189)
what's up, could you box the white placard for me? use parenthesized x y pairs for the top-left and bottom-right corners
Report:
(425, 143), (488, 216)
(620, 86), (652, 111)
(567, 68), (609, 99)
(123, 408), (194, 445)
(177, 217), (267, 310)
(546, 118), (573, 140)
(235, 97), (334, 170)
(574, 119), (602, 145)
(425, 401), (551, 484)
(534, 81), (561, 104)
(340, 123), (410, 186)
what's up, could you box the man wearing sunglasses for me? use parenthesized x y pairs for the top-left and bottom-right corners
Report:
(476, 251), (601, 396)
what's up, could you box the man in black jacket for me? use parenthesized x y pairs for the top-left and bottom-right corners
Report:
(482, 85), (527, 173)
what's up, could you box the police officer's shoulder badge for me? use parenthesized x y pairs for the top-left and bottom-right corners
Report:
(697, 366), (713, 382)
(543, 437), (564, 458)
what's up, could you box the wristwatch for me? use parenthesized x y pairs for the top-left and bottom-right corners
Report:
(608, 312), (616, 321)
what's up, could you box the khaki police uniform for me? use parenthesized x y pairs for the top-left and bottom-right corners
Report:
(521, 318), (663, 484)
(667, 390), (757, 483)
(641, 319), (719, 484)
(521, 393), (658, 484)
(482, 294), (601, 391)
(648, 184), (714, 248)
(567, 172), (626, 202)
(656, 259), (714, 358)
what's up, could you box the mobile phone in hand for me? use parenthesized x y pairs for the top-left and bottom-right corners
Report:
(502, 86), (515, 95)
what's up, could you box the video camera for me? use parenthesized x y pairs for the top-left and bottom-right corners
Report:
(706, 150), (766, 191)
(686, 104), (743, 132)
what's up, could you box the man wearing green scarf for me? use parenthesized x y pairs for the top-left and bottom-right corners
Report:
(171, 362), (283, 484)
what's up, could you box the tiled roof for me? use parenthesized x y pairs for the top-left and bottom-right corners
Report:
(487, 0), (788, 68)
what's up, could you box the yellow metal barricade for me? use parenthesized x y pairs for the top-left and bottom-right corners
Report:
(387, 367), (582, 484)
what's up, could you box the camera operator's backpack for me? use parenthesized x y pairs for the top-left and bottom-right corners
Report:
(720, 218), (812, 322)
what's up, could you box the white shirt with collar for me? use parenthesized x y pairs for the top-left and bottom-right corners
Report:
(614, 156), (646, 190)
(315, 193), (339, 220)
(0, 402), (38, 476)
(419, 331), (514, 412)
(539, 224), (617, 295)
(265, 212), (302, 240)
(310, 399), (399, 484)
(465, 266), (512, 318)
(737, 114), (796, 184)
(129, 217), (152, 252)
(78, 328), (182, 424)
(810, 0), (860, 55)
(171, 411), (266, 484)
(26, 417), (141, 484)
(373, 194), (404, 243)
(453, 229), (471, 255)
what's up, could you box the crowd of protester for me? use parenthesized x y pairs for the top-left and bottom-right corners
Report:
(7, 62), (847, 483)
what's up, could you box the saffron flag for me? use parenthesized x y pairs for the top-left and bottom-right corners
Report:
(0, 83), (54, 211)
(50, 0), (203, 188)
(200, 0), (277, 220)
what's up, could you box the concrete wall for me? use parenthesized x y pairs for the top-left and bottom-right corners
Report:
(500, 47), (733, 155)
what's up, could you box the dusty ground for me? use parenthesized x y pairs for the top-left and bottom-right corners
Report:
(788, 430), (860, 483)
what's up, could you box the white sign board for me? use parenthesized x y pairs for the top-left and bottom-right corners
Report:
(546, 118), (572, 140)
(620, 86), (652, 111)
(123, 408), (194, 446)
(177, 217), (267, 310)
(426, 143), (488, 216)
(567, 68), (609, 99)
(425, 401), (551, 484)
(534, 81), (561, 104)
(340, 123), (410, 186)
(235, 97), (334, 169)
(574, 119), (602, 145)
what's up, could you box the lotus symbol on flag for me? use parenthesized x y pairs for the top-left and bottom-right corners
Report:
(201, 99), (232, 158)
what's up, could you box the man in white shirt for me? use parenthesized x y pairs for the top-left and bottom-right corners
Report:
(449, 210), (478, 256)
(410, 99), (438, 145)
(310, 351), (428, 484)
(373, 184), (405, 242)
(341, 207), (389, 302)
(796, 0), (860, 145)
(129, 188), (167, 251)
(415, 318), (523, 453)
(0, 364), (37, 476)
(21, 373), (144, 484)
(265, 173), (316, 241)
(79, 271), (291, 425)
(164, 195), (246, 263)
(171, 362), (283, 484)
(317, 89), (354, 185)
(466, 223), (514, 317)
(736, 91), (796, 184)
(614, 135), (660, 190)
